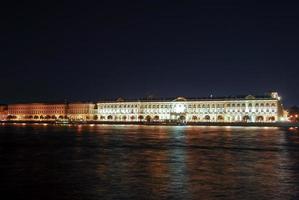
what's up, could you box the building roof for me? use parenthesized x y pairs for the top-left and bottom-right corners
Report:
(96, 94), (278, 103)
(3, 93), (280, 105)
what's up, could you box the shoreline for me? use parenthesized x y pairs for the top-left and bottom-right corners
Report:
(1, 120), (298, 128)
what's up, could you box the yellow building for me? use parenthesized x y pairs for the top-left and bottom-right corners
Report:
(67, 102), (96, 121)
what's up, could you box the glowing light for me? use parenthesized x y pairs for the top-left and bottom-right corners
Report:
(174, 104), (185, 113)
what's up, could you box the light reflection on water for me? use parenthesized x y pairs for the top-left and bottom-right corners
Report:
(0, 124), (299, 200)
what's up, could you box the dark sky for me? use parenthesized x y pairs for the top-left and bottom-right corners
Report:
(1, 0), (299, 106)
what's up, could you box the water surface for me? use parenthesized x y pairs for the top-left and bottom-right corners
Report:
(0, 124), (299, 200)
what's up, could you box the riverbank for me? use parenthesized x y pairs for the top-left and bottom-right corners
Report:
(1, 120), (299, 128)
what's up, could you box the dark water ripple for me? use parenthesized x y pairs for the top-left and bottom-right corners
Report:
(0, 124), (299, 200)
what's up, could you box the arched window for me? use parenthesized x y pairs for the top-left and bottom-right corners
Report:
(217, 115), (224, 121)
(153, 115), (159, 121)
(204, 115), (210, 121)
(145, 115), (151, 122)
(243, 115), (250, 122)
(138, 115), (144, 120)
(93, 115), (98, 120)
(256, 116), (264, 122)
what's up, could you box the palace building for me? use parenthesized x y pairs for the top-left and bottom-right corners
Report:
(96, 92), (285, 123)
(1, 92), (286, 123)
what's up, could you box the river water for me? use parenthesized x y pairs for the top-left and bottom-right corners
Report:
(0, 124), (299, 200)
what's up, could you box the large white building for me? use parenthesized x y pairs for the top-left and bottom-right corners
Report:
(96, 92), (285, 123)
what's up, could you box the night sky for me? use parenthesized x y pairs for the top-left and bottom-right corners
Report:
(2, 0), (299, 106)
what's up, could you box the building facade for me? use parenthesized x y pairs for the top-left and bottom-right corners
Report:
(7, 103), (67, 120)
(5, 102), (97, 121)
(67, 102), (96, 121)
(2, 92), (286, 123)
(96, 92), (285, 123)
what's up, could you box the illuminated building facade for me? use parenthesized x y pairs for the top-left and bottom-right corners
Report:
(2, 92), (286, 123)
(96, 92), (284, 123)
(6, 103), (67, 120)
(6, 102), (95, 121)
(67, 103), (96, 121)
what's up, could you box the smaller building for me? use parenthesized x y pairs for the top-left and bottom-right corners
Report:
(67, 102), (96, 121)
(5, 102), (97, 121)
(7, 103), (67, 120)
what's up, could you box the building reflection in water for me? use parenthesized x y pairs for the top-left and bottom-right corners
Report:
(183, 127), (297, 199)
(1, 124), (299, 200)
(91, 125), (299, 199)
